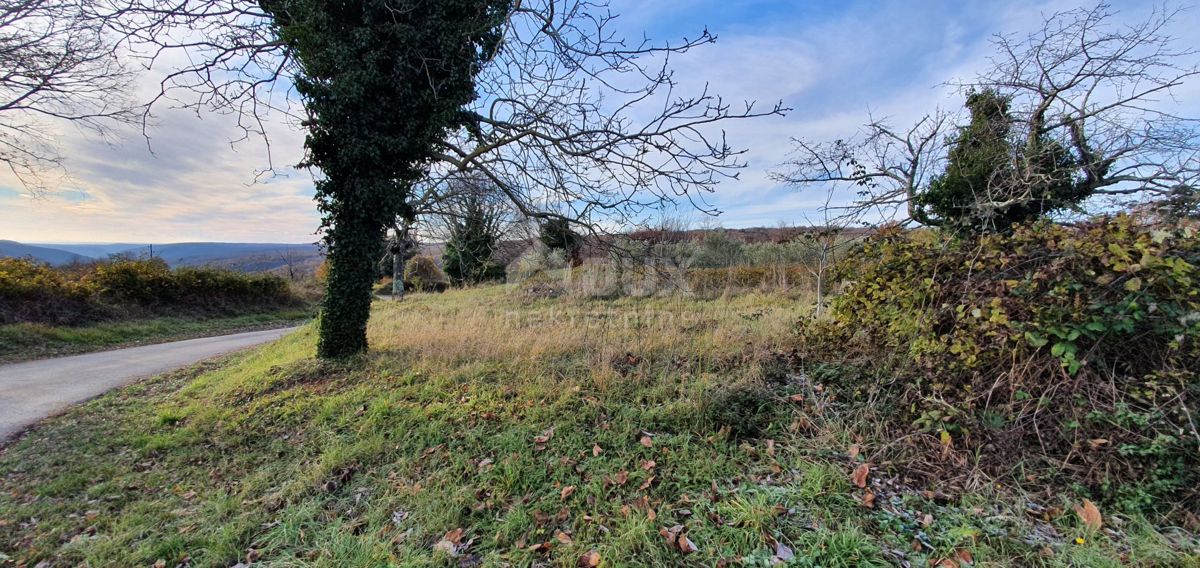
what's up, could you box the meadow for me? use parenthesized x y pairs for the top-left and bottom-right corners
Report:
(1, 284), (1194, 566)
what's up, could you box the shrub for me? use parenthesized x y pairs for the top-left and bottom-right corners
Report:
(0, 258), (99, 324)
(403, 255), (448, 292)
(800, 215), (1199, 512)
(0, 258), (301, 325)
(506, 244), (567, 283)
(85, 257), (177, 304)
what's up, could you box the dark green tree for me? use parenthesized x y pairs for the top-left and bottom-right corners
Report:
(441, 181), (507, 285)
(538, 218), (582, 267)
(261, 0), (510, 357)
(916, 90), (1081, 232)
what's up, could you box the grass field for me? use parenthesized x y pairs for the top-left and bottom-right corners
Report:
(0, 286), (1195, 566)
(0, 307), (317, 364)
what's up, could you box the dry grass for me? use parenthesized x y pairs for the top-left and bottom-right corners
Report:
(0, 286), (1194, 567)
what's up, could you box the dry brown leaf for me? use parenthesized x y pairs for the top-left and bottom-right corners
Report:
(921, 513), (934, 527)
(659, 524), (698, 554)
(640, 435), (653, 448)
(577, 550), (601, 567)
(533, 428), (555, 444)
(955, 549), (974, 564)
(861, 490), (876, 509)
(848, 444), (861, 459)
(528, 541), (552, 553)
(934, 559), (959, 568)
(678, 533), (698, 553)
(555, 530), (573, 545)
(788, 393), (804, 402)
(765, 439), (775, 456)
(613, 470), (629, 486)
(561, 485), (576, 500)
(851, 463), (869, 488)
(154, 560), (167, 568)
(592, 444), (602, 457)
(1074, 499), (1102, 531)
(639, 476), (656, 491)
(641, 460), (656, 471)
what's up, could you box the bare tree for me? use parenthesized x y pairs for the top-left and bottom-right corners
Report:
(85, 0), (786, 356)
(0, 0), (137, 190)
(87, 0), (786, 225)
(775, 4), (1199, 226)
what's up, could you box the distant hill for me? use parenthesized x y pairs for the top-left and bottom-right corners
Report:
(2, 240), (324, 276)
(0, 240), (93, 266)
(41, 243), (149, 258)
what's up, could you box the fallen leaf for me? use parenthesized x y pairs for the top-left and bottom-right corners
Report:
(577, 550), (601, 567)
(534, 429), (555, 445)
(592, 444), (603, 457)
(851, 463), (869, 488)
(921, 513), (934, 527)
(765, 439), (775, 456)
(1073, 499), (1102, 531)
(434, 528), (465, 556)
(677, 534), (698, 554)
(246, 548), (261, 562)
(528, 541), (552, 553)
(561, 486), (576, 500)
(613, 471), (629, 486)
(640, 435), (653, 448)
(659, 525), (698, 554)
(955, 549), (974, 564)
(154, 560), (166, 568)
(788, 393), (805, 402)
(555, 530), (573, 545)
(848, 444), (861, 459)
(861, 490), (876, 509)
(639, 476), (656, 491)
(933, 559), (959, 568)
(641, 460), (656, 471)
(773, 540), (795, 561)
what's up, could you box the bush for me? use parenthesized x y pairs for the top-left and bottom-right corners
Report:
(86, 257), (176, 304)
(403, 255), (448, 292)
(506, 244), (567, 283)
(801, 215), (1199, 511)
(0, 258), (301, 325)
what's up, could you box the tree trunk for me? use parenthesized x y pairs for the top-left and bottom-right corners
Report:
(392, 237), (405, 300)
(317, 207), (384, 359)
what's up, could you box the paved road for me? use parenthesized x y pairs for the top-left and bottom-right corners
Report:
(0, 327), (298, 441)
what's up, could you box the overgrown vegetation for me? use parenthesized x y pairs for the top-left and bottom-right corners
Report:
(4, 287), (1193, 566)
(402, 255), (448, 293)
(0, 257), (302, 326)
(798, 215), (1200, 515)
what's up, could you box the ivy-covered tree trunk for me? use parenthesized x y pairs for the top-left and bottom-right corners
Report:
(316, 196), (386, 358)
(262, 0), (510, 358)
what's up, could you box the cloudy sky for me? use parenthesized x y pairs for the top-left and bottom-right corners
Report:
(2, 0), (1196, 244)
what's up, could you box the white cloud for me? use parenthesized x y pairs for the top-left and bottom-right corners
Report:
(1, 0), (1196, 242)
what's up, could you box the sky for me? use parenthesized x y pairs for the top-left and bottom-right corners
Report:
(2, 0), (1197, 244)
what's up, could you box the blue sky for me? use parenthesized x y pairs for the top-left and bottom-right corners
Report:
(2, 0), (1196, 243)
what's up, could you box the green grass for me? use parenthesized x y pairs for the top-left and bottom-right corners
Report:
(0, 287), (1195, 566)
(0, 307), (317, 363)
